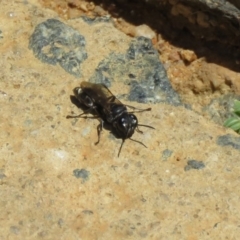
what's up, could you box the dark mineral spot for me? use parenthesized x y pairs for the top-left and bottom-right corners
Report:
(202, 94), (240, 125)
(127, 36), (156, 58)
(161, 149), (173, 161)
(0, 169), (6, 179)
(184, 160), (205, 171)
(82, 210), (94, 215)
(29, 18), (87, 77)
(82, 15), (111, 24)
(58, 218), (64, 228)
(9, 226), (20, 235)
(73, 168), (90, 182)
(217, 134), (240, 150)
(89, 36), (181, 105)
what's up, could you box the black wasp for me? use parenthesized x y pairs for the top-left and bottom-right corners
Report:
(67, 81), (154, 157)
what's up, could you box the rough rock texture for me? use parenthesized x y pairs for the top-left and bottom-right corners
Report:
(1, 0), (240, 239)
(122, 0), (240, 54)
(29, 18), (87, 77)
(40, 0), (240, 102)
(88, 36), (181, 105)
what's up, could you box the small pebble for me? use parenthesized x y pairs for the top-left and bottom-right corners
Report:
(134, 24), (156, 39)
(179, 49), (197, 63)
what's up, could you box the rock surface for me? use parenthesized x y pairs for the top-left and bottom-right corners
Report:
(1, 0), (240, 239)
(151, 0), (240, 48)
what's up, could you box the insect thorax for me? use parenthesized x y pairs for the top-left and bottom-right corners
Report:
(105, 103), (127, 123)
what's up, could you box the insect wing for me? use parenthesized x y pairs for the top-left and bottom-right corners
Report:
(81, 81), (123, 107)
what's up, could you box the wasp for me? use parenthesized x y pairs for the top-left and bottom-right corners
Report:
(67, 81), (154, 157)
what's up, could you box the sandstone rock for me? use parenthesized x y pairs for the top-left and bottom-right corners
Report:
(1, 0), (240, 239)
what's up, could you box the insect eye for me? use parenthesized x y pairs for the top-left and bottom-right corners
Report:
(85, 96), (93, 107)
(130, 114), (137, 124)
(120, 118), (126, 127)
(77, 88), (82, 95)
(117, 117), (127, 130)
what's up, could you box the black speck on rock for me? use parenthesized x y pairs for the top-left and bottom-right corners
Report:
(29, 19), (87, 77)
(73, 168), (90, 182)
(184, 160), (205, 171)
(89, 36), (181, 105)
(217, 134), (240, 150)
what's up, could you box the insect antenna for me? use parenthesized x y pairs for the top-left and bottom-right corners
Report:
(128, 107), (152, 114)
(136, 128), (143, 134)
(118, 124), (133, 157)
(138, 124), (155, 129)
(118, 138), (148, 157)
(118, 139), (125, 157)
(129, 138), (147, 148)
(136, 124), (155, 136)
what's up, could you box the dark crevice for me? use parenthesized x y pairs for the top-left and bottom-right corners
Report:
(85, 0), (240, 72)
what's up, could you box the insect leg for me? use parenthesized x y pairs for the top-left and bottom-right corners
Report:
(95, 120), (104, 145)
(66, 113), (87, 119)
(66, 106), (99, 119)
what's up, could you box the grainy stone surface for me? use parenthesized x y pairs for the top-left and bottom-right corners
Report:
(1, 0), (240, 239)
